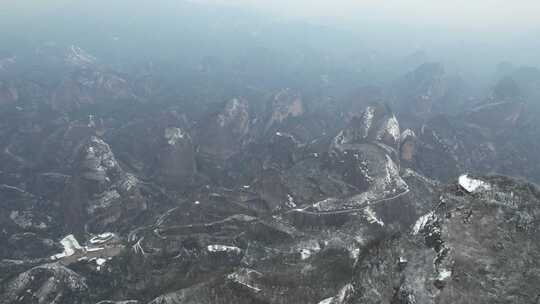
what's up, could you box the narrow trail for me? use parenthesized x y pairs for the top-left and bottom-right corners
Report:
(287, 188), (410, 216)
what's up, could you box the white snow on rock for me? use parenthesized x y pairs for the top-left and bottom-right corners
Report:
(164, 127), (188, 146)
(400, 128), (416, 141)
(458, 174), (491, 193)
(437, 268), (452, 281)
(95, 258), (107, 271)
(286, 194), (297, 208)
(66, 45), (97, 67)
(85, 247), (104, 252)
(335, 283), (354, 303)
(87, 190), (120, 214)
(361, 106), (375, 138)
(82, 136), (119, 183)
(218, 98), (244, 127)
(363, 206), (384, 226)
(227, 268), (262, 293)
(207, 244), (241, 254)
(350, 247), (360, 261)
(383, 155), (407, 189)
(318, 297), (334, 304)
(371, 113), (400, 144)
(297, 240), (321, 260)
(299, 249), (312, 260)
(378, 115), (400, 143)
(89, 232), (114, 244)
(120, 173), (139, 192)
(412, 212), (435, 235)
(51, 235), (82, 260)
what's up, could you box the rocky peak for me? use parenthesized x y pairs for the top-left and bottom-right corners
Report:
(265, 88), (304, 130)
(65, 45), (97, 69)
(333, 103), (400, 151)
(77, 136), (122, 185)
(217, 97), (249, 132)
(395, 62), (448, 117)
(196, 97), (251, 161)
(157, 127), (196, 188)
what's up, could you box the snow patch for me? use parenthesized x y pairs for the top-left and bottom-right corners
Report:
(207, 244), (241, 254)
(227, 268), (262, 293)
(384, 155), (404, 187)
(85, 247), (104, 252)
(318, 298), (334, 304)
(51, 235), (82, 260)
(361, 106), (375, 137)
(386, 115), (401, 142)
(412, 212), (435, 235)
(121, 174), (138, 192)
(66, 45), (97, 67)
(459, 174), (491, 193)
(95, 258), (107, 271)
(89, 232), (114, 244)
(297, 241), (321, 260)
(299, 249), (312, 260)
(286, 194), (297, 208)
(336, 283), (354, 303)
(376, 115), (400, 144)
(164, 127), (187, 146)
(437, 268), (452, 281)
(400, 128), (416, 141)
(363, 206), (384, 226)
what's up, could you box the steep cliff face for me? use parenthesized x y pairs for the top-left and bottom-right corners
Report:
(195, 97), (251, 161)
(393, 63), (448, 118)
(156, 127), (196, 189)
(62, 136), (148, 234)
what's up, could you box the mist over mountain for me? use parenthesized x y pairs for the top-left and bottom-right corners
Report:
(1, 1), (540, 303)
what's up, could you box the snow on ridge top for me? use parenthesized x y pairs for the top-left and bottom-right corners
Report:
(387, 115), (401, 142)
(207, 244), (241, 254)
(400, 128), (416, 141)
(318, 298), (334, 304)
(377, 115), (400, 143)
(412, 211), (434, 235)
(458, 174), (491, 193)
(363, 206), (384, 226)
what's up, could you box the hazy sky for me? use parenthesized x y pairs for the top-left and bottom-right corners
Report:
(198, 0), (540, 31)
(2, 0), (539, 32)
